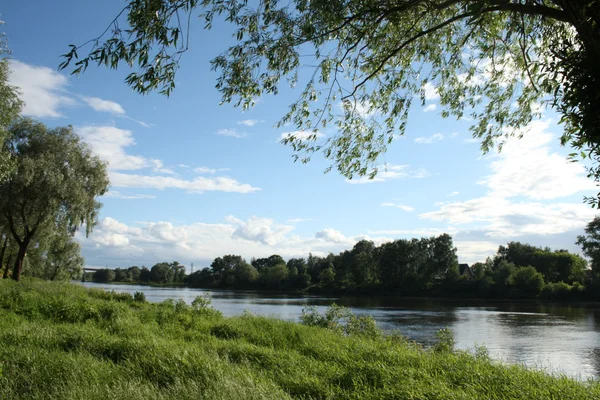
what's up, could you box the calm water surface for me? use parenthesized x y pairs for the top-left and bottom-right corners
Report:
(80, 282), (600, 380)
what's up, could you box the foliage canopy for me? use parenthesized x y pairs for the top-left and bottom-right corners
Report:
(60, 1), (600, 201)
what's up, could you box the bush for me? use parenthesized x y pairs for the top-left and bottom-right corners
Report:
(300, 304), (380, 337)
(433, 327), (455, 353)
(133, 291), (146, 302)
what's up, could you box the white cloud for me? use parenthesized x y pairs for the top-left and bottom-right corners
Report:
(280, 130), (324, 141)
(109, 172), (260, 193)
(78, 217), (394, 267)
(77, 126), (149, 171)
(217, 128), (247, 138)
(226, 216), (294, 246)
(480, 120), (596, 200)
(423, 104), (437, 112)
(448, 191), (460, 197)
(347, 164), (429, 184)
(150, 159), (176, 175)
(237, 119), (263, 127)
(194, 167), (217, 174)
(81, 96), (125, 115)
(315, 228), (355, 246)
(421, 196), (595, 237)
(422, 82), (440, 100)
(380, 202), (415, 212)
(414, 133), (444, 144)
(418, 120), (597, 253)
(9, 60), (76, 117)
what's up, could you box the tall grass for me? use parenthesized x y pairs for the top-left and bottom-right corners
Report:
(0, 279), (597, 399)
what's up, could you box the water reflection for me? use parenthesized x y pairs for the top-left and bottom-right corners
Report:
(79, 282), (600, 380)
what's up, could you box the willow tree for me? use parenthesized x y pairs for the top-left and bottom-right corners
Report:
(0, 21), (23, 180)
(60, 1), (600, 200)
(0, 119), (109, 281)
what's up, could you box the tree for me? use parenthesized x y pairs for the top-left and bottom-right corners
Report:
(234, 262), (259, 287)
(61, 1), (600, 200)
(93, 268), (115, 283)
(0, 119), (109, 281)
(211, 255), (248, 286)
(508, 266), (545, 297)
(39, 232), (84, 281)
(0, 21), (23, 180)
(150, 262), (174, 283)
(495, 241), (587, 283)
(128, 266), (141, 281)
(577, 216), (600, 276)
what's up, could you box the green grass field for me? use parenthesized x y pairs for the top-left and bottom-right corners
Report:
(0, 280), (597, 399)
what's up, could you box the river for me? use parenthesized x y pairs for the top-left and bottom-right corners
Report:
(79, 281), (600, 380)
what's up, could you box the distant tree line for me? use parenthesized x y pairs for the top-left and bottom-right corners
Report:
(86, 261), (186, 285)
(61, 216), (600, 302)
(183, 235), (596, 300)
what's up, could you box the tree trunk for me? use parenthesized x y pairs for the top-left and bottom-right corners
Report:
(12, 238), (30, 282)
(3, 253), (13, 279)
(0, 236), (7, 273)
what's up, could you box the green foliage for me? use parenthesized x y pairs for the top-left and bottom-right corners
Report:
(59, 1), (600, 197)
(0, 119), (109, 280)
(300, 304), (380, 338)
(433, 328), (455, 353)
(133, 291), (146, 303)
(577, 216), (600, 275)
(508, 266), (545, 298)
(497, 242), (587, 284)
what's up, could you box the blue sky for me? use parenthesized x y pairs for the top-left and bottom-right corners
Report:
(2, 1), (597, 270)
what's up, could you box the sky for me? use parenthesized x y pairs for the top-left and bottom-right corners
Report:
(1, 1), (597, 271)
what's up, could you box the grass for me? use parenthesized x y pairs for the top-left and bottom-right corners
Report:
(0, 279), (598, 399)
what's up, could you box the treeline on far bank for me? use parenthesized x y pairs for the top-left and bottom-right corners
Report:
(87, 234), (600, 301)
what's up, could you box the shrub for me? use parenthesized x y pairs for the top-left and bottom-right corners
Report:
(133, 291), (146, 302)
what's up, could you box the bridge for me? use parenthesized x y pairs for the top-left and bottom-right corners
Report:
(81, 267), (104, 282)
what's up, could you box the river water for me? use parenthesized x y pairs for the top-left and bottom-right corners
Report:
(79, 282), (600, 380)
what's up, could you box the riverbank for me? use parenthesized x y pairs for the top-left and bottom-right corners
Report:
(0, 279), (598, 399)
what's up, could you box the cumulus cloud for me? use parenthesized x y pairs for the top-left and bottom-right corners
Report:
(414, 133), (444, 144)
(423, 104), (437, 112)
(9, 60), (76, 117)
(481, 120), (595, 199)
(77, 125), (258, 194)
(346, 164), (429, 184)
(217, 128), (247, 138)
(415, 119), (597, 262)
(81, 96), (125, 115)
(315, 228), (354, 246)
(77, 126), (149, 170)
(78, 217), (394, 268)
(226, 216), (294, 246)
(422, 82), (440, 100)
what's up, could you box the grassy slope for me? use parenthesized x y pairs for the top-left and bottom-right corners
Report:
(0, 280), (597, 400)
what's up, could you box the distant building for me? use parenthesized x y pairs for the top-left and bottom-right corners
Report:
(458, 263), (474, 280)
